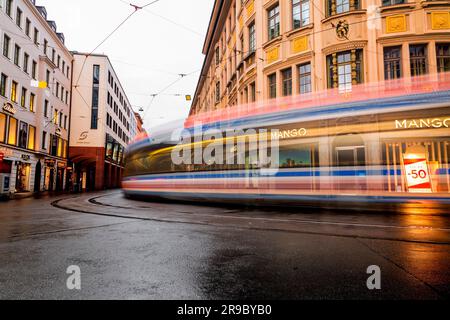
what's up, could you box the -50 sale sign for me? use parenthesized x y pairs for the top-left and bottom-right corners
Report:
(403, 158), (432, 193)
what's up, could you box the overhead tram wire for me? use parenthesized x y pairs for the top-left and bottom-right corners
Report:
(142, 69), (200, 120)
(117, 0), (204, 37)
(73, 0), (161, 89)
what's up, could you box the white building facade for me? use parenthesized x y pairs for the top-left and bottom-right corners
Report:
(70, 53), (136, 191)
(0, 0), (72, 198)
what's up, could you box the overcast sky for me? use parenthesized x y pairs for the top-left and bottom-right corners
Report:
(38, 0), (213, 132)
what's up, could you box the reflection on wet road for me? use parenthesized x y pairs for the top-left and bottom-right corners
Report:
(0, 191), (449, 299)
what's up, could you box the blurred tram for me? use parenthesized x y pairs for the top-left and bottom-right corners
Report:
(123, 75), (450, 209)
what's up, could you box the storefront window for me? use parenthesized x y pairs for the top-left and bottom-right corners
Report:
(8, 117), (17, 145)
(50, 134), (58, 156)
(279, 144), (317, 168)
(62, 140), (67, 158)
(57, 137), (63, 157)
(18, 121), (28, 149)
(0, 113), (6, 143)
(28, 125), (35, 150)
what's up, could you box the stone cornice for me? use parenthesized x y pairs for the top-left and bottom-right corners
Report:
(322, 40), (368, 55)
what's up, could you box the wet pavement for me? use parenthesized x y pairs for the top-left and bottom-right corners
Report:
(0, 190), (449, 299)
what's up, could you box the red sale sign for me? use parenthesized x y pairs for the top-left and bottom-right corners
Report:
(403, 158), (432, 193)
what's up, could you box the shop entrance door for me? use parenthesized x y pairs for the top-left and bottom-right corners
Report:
(34, 161), (41, 192)
(336, 146), (366, 191)
(56, 168), (64, 191)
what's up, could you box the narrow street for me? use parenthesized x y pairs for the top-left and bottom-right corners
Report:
(0, 191), (449, 299)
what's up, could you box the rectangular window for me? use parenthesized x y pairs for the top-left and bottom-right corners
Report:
(52, 49), (55, 62)
(0, 113), (6, 143)
(53, 109), (58, 125)
(20, 87), (27, 108)
(29, 93), (35, 112)
(384, 46), (402, 80)
(382, 0), (404, 6)
(3, 34), (10, 58)
(11, 81), (17, 102)
(282, 68), (293, 96)
(215, 82), (221, 104)
(57, 55), (60, 68)
(57, 137), (63, 157)
(44, 39), (48, 55)
(410, 44), (428, 77)
(64, 115), (67, 129)
(215, 47), (220, 65)
(250, 82), (256, 102)
(44, 100), (49, 117)
(42, 131), (47, 150)
(268, 5), (280, 40)
(56, 82), (59, 98)
(50, 135), (57, 156)
(268, 73), (277, 99)
(91, 65), (100, 129)
(25, 18), (31, 37)
(327, 49), (363, 91)
(28, 125), (35, 150)
(8, 117), (17, 145)
(16, 7), (22, 28)
(23, 53), (29, 74)
(299, 62), (312, 94)
(0, 74), (7, 97)
(249, 22), (256, 52)
(32, 61), (37, 80)
(33, 28), (39, 45)
(59, 112), (63, 128)
(14, 44), (20, 66)
(18, 121), (28, 149)
(436, 43), (450, 73)
(46, 70), (50, 86)
(293, 0), (310, 29)
(337, 52), (352, 92)
(336, 0), (350, 14)
(6, 0), (12, 17)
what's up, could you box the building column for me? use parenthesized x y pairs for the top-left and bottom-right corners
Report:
(95, 151), (105, 190)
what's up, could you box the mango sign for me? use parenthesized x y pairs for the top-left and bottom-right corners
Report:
(403, 157), (432, 193)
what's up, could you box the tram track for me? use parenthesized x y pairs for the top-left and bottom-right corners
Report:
(51, 193), (450, 245)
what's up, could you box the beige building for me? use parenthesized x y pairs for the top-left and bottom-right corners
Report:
(70, 53), (137, 191)
(0, 0), (72, 198)
(190, 0), (450, 115)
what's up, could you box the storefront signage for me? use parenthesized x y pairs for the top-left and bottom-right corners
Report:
(21, 155), (31, 161)
(395, 118), (450, 129)
(2, 102), (16, 115)
(57, 162), (67, 168)
(45, 159), (56, 167)
(0, 147), (13, 157)
(271, 128), (307, 140)
(403, 157), (432, 193)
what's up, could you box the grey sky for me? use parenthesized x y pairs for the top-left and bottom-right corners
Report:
(38, 0), (213, 132)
